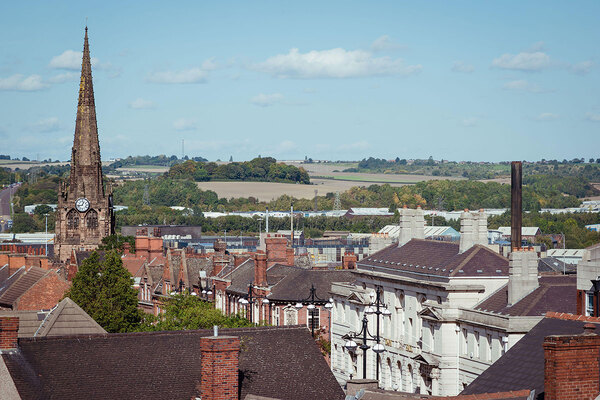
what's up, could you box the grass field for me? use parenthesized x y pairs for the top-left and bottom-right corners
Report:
(116, 165), (170, 173)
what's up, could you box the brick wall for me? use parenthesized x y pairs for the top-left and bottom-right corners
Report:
(254, 253), (268, 287)
(543, 324), (600, 400)
(0, 316), (18, 350)
(265, 237), (287, 267)
(14, 271), (70, 311)
(198, 335), (240, 400)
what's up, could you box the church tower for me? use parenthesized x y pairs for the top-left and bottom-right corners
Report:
(55, 27), (114, 263)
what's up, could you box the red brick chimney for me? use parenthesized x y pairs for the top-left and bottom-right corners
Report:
(123, 242), (131, 255)
(254, 253), (268, 287)
(0, 316), (19, 351)
(265, 237), (287, 267)
(286, 246), (295, 266)
(342, 253), (357, 270)
(199, 335), (240, 400)
(543, 323), (600, 400)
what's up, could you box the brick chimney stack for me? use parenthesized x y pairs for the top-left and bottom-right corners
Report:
(265, 237), (287, 267)
(543, 323), (600, 400)
(199, 335), (240, 400)
(508, 248), (539, 305)
(0, 316), (19, 351)
(254, 253), (268, 287)
(342, 252), (357, 270)
(459, 209), (488, 253)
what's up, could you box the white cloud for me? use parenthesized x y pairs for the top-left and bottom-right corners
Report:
(173, 118), (197, 131)
(0, 74), (47, 91)
(451, 61), (474, 73)
(129, 98), (156, 109)
(492, 51), (551, 71)
(201, 58), (218, 71)
(49, 50), (101, 70)
(535, 112), (559, 121)
(250, 93), (284, 107)
(461, 117), (477, 127)
(503, 79), (544, 93)
(586, 112), (600, 122)
(256, 48), (422, 79)
(371, 35), (404, 52)
(147, 67), (208, 84)
(569, 61), (594, 75)
(47, 72), (78, 84)
(29, 117), (60, 132)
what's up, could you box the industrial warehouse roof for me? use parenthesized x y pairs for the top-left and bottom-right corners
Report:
(358, 239), (509, 278)
(346, 207), (394, 217)
(2, 325), (343, 400)
(496, 227), (541, 236)
(379, 225), (460, 238)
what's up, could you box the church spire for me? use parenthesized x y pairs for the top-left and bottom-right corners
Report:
(68, 26), (104, 201)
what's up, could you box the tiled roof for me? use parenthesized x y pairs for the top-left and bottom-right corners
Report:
(226, 262), (299, 295)
(0, 297), (105, 337)
(0, 266), (48, 308)
(361, 388), (532, 400)
(268, 269), (355, 302)
(121, 257), (146, 277)
(74, 250), (106, 266)
(359, 240), (508, 278)
(462, 317), (595, 397)
(2, 325), (343, 400)
(475, 275), (576, 316)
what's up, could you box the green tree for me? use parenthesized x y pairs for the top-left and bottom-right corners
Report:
(142, 294), (253, 331)
(64, 251), (142, 333)
(98, 234), (135, 253)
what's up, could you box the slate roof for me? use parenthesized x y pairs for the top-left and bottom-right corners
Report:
(268, 269), (355, 302)
(0, 266), (48, 308)
(474, 275), (576, 316)
(226, 261), (299, 295)
(74, 250), (106, 266)
(359, 240), (509, 278)
(538, 257), (576, 274)
(462, 316), (595, 398)
(2, 325), (343, 400)
(0, 297), (105, 338)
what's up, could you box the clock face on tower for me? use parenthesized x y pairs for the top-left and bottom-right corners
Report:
(75, 197), (90, 212)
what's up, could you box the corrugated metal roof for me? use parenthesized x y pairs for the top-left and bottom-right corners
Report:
(497, 226), (541, 236)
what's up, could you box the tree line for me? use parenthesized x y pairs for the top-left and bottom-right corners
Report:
(165, 157), (310, 183)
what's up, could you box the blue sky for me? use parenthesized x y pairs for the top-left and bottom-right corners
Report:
(1, 1), (599, 162)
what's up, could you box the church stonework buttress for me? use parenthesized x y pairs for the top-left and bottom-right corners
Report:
(55, 27), (115, 263)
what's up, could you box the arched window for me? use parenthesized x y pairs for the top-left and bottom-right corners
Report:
(407, 364), (414, 393)
(67, 209), (79, 230)
(396, 361), (403, 391)
(86, 209), (98, 229)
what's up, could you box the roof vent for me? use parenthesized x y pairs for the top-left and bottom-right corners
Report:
(476, 269), (483, 273)
(442, 269), (446, 272)
(496, 269), (502, 273)
(459, 270), (465, 273)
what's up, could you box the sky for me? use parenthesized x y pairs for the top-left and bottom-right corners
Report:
(0, 1), (599, 162)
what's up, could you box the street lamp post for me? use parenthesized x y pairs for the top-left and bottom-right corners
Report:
(294, 284), (333, 337)
(238, 283), (270, 324)
(344, 285), (391, 382)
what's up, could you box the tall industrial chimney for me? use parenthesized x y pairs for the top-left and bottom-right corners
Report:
(511, 161), (522, 250)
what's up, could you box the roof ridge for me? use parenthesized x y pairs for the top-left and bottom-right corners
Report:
(434, 389), (533, 400)
(515, 285), (549, 316)
(19, 324), (309, 343)
(545, 311), (600, 322)
(449, 246), (481, 277)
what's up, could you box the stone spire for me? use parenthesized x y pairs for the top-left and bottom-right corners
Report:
(68, 26), (104, 202)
